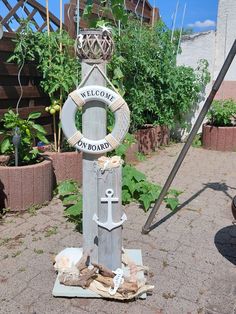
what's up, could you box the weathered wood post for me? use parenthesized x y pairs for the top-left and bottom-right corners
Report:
(94, 160), (126, 270)
(77, 30), (114, 262)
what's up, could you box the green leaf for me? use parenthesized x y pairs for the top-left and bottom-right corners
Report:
(114, 67), (124, 80)
(132, 168), (146, 182)
(28, 112), (41, 120)
(0, 138), (11, 153)
(57, 180), (78, 196)
(36, 133), (49, 144)
(122, 189), (132, 204)
(165, 197), (179, 211)
(62, 194), (80, 205)
(32, 123), (47, 134)
(64, 202), (82, 217)
(139, 194), (152, 212)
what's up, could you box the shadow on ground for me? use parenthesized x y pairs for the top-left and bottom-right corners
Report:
(148, 182), (236, 232)
(214, 225), (236, 265)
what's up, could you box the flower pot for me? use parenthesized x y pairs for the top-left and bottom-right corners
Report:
(0, 159), (53, 212)
(135, 125), (170, 154)
(202, 124), (236, 151)
(124, 142), (139, 164)
(44, 151), (82, 186)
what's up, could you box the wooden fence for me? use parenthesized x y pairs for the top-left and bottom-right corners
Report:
(65, 0), (159, 38)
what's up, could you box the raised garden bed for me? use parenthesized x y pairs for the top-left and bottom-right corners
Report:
(202, 124), (236, 151)
(44, 151), (82, 186)
(135, 125), (170, 154)
(0, 159), (53, 212)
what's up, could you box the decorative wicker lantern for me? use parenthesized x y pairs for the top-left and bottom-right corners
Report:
(76, 29), (114, 61)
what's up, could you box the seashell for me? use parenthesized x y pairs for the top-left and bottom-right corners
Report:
(54, 248), (83, 272)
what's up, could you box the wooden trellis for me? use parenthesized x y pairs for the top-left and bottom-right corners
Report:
(0, 0), (63, 33)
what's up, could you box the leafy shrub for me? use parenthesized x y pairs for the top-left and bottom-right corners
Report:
(122, 165), (182, 211)
(0, 110), (48, 165)
(207, 99), (236, 126)
(8, 20), (80, 100)
(56, 180), (83, 232)
(108, 20), (210, 132)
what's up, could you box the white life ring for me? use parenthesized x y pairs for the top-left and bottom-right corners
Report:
(61, 85), (130, 154)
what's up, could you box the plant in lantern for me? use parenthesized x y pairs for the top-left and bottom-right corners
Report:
(202, 99), (236, 151)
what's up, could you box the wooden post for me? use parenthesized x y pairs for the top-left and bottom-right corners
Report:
(82, 61), (106, 263)
(96, 165), (123, 270)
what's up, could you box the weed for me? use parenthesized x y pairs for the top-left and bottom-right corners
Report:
(0, 237), (11, 247)
(162, 260), (169, 268)
(44, 226), (58, 237)
(136, 152), (146, 162)
(11, 250), (21, 258)
(34, 248), (44, 254)
(162, 292), (176, 299)
(192, 133), (202, 148)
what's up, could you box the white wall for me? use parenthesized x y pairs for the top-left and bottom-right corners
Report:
(214, 0), (236, 80)
(176, 31), (216, 139)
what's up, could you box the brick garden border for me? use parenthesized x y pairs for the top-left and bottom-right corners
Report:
(202, 124), (236, 151)
(0, 159), (53, 211)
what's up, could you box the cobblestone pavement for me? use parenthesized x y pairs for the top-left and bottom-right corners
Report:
(1, 144), (236, 314)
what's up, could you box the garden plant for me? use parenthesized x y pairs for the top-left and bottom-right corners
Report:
(8, 20), (80, 152)
(0, 110), (48, 166)
(207, 99), (236, 126)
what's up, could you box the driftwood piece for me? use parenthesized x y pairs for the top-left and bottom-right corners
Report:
(75, 251), (91, 271)
(95, 274), (139, 294)
(59, 267), (98, 288)
(92, 262), (114, 278)
(89, 280), (154, 300)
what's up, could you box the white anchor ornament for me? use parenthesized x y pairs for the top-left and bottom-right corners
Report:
(93, 189), (127, 231)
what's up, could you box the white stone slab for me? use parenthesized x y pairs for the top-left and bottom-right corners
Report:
(52, 248), (146, 299)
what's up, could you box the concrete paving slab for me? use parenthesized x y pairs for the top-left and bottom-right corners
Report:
(1, 144), (236, 313)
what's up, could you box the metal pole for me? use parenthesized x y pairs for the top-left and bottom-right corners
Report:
(176, 2), (187, 56)
(142, 39), (236, 234)
(171, 0), (179, 43)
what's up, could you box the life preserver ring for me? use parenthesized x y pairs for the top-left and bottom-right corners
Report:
(61, 85), (130, 154)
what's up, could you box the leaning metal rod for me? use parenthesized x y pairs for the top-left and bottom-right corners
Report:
(142, 39), (236, 234)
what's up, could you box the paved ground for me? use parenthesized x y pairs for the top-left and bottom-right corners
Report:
(1, 143), (236, 314)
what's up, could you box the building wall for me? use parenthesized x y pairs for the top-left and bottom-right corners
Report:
(176, 31), (215, 139)
(176, 0), (236, 138)
(214, 0), (236, 99)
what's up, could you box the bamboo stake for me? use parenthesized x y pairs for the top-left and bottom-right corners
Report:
(57, 0), (63, 152)
(46, 0), (50, 36)
(46, 0), (57, 150)
(53, 113), (58, 152)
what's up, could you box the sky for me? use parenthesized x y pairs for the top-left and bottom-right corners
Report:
(149, 0), (218, 32)
(2, 0), (219, 33)
(42, 0), (219, 32)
